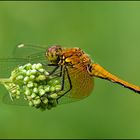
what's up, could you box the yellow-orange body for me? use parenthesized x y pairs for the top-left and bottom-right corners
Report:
(47, 46), (140, 96)
(61, 47), (91, 70)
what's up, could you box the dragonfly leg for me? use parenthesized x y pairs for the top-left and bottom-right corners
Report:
(46, 66), (72, 104)
(47, 66), (65, 99)
(48, 65), (59, 76)
(57, 67), (72, 102)
(59, 65), (63, 77)
(42, 63), (62, 77)
(35, 64), (60, 78)
(47, 64), (63, 77)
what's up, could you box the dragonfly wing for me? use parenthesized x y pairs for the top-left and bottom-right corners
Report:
(13, 44), (47, 58)
(0, 51), (50, 78)
(13, 44), (50, 68)
(58, 66), (94, 104)
(0, 58), (29, 78)
(0, 45), (57, 106)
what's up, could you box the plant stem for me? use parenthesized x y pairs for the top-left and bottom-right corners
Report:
(0, 78), (11, 84)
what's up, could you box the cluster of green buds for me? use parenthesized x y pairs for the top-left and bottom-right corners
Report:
(0, 63), (62, 110)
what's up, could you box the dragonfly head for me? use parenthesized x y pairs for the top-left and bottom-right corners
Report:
(46, 45), (62, 64)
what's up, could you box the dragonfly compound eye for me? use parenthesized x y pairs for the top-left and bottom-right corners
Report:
(46, 45), (62, 64)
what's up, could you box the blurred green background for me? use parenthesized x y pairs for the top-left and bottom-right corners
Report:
(0, 1), (140, 139)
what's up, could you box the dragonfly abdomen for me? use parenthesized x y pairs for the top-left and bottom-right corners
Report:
(88, 63), (140, 94)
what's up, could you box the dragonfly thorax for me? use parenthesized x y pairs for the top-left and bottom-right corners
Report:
(61, 47), (92, 69)
(46, 46), (92, 70)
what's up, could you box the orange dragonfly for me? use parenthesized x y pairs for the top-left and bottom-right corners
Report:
(0, 44), (140, 105)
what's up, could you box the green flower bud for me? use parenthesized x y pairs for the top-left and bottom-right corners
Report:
(42, 98), (48, 104)
(21, 69), (27, 74)
(25, 89), (31, 96)
(30, 75), (35, 80)
(38, 85), (44, 90)
(35, 96), (40, 99)
(29, 101), (33, 107)
(16, 75), (24, 80)
(36, 63), (42, 69)
(52, 79), (60, 85)
(24, 76), (30, 83)
(50, 86), (55, 92)
(26, 70), (31, 76)
(50, 93), (58, 99)
(33, 87), (38, 93)
(48, 79), (60, 86)
(39, 89), (45, 96)
(55, 85), (61, 91)
(57, 91), (64, 96)
(30, 69), (36, 75)
(33, 83), (38, 87)
(37, 75), (46, 81)
(25, 63), (32, 70)
(16, 95), (20, 99)
(27, 81), (34, 88)
(33, 99), (41, 105)
(11, 89), (16, 94)
(18, 66), (23, 71)
(31, 93), (36, 98)
(44, 85), (50, 92)
(26, 96), (32, 101)
(16, 90), (20, 95)
(45, 71), (49, 76)
(38, 68), (44, 73)
(32, 64), (37, 69)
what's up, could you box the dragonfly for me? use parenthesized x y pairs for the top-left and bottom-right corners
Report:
(0, 44), (140, 105)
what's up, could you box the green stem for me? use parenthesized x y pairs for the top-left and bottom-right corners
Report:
(0, 78), (12, 84)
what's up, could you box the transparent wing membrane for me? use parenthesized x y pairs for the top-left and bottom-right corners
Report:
(0, 45), (51, 106)
(0, 52), (48, 78)
(0, 44), (50, 77)
(0, 58), (28, 78)
(13, 44), (47, 58)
